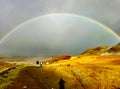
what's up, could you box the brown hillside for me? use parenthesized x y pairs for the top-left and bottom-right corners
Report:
(80, 44), (120, 56)
(0, 61), (14, 71)
(45, 56), (71, 63)
(5, 55), (120, 89)
(1, 44), (120, 89)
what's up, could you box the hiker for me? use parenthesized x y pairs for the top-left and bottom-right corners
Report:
(36, 60), (39, 64)
(36, 60), (40, 67)
(59, 78), (65, 89)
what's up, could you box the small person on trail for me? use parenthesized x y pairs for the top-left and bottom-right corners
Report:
(36, 60), (40, 67)
(36, 60), (39, 65)
(59, 78), (65, 89)
(35, 60), (42, 68)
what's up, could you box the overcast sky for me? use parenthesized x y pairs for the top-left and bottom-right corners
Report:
(0, 14), (119, 56)
(0, 0), (120, 39)
(0, 0), (120, 56)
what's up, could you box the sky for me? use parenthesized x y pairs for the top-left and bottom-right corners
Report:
(0, 14), (119, 56)
(0, 0), (120, 39)
(0, 0), (120, 56)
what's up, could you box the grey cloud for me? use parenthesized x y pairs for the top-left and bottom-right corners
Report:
(0, 14), (119, 56)
(0, 0), (120, 57)
(0, 0), (120, 38)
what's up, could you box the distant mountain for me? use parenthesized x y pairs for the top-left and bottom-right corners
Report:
(80, 43), (120, 56)
(0, 56), (50, 62)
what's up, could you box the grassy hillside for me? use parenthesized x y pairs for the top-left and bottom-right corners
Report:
(5, 55), (120, 89)
(0, 61), (14, 71)
(0, 65), (26, 89)
(0, 45), (120, 89)
(80, 44), (120, 56)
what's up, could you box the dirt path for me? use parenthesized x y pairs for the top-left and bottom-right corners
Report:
(6, 65), (84, 89)
(6, 66), (49, 89)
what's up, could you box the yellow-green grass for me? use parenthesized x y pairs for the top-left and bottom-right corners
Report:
(6, 55), (120, 89)
(0, 65), (26, 89)
(43, 55), (120, 89)
(0, 61), (13, 71)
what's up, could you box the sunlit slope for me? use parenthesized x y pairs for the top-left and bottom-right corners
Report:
(75, 55), (120, 65)
(80, 43), (120, 56)
(6, 54), (120, 89)
(0, 61), (14, 71)
(5, 44), (120, 89)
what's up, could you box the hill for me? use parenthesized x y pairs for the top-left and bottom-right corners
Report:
(5, 55), (120, 89)
(80, 43), (120, 56)
(0, 44), (120, 89)
(0, 61), (14, 71)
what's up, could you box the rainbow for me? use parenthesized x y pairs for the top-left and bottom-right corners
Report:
(0, 13), (120, 44)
